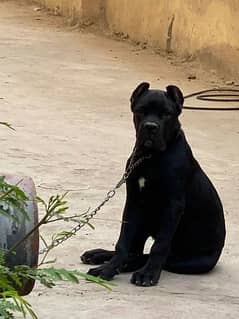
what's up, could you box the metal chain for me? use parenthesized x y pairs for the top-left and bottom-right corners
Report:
(39, 152), (151, 255)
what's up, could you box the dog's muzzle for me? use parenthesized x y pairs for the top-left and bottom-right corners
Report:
(137, 121), (166, 151)
(141, 121), (160, 148)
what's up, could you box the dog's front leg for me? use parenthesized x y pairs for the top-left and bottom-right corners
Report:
(131, 199), (185, 286)
(87, 198), (147, 281)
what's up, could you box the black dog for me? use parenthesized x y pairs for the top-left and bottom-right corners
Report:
(81, 82), (226, 286)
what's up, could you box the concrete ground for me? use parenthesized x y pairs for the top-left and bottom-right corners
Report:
(0, 1), (238, 318)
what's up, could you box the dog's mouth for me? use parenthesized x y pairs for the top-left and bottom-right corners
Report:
(141, 138), (166, 152)
(143, 140), (153, 148)
(136, 127), (167, 152)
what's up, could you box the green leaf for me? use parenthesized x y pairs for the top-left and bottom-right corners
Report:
(58, 269), (79, 284)
(0, 122), (15, 130)
(42, 268), (63, 281)
(1, 290), (38, 319)
(0, 177), (29, 223)
(51, 230), (74, 242)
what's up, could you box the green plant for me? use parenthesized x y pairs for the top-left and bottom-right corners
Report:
(0, 122), (113, 319)
(0, 186), (114, 319)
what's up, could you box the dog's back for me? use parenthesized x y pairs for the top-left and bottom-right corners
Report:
(171, 133), (225, 254)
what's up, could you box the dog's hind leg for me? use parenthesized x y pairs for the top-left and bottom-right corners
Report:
(163, 250), (222, 274)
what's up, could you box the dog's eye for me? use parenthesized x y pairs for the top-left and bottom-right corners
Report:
(135, 112), (144, 118)
(163, 112), (172, 117)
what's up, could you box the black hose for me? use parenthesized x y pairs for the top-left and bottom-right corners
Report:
(183, 88), (239, 111)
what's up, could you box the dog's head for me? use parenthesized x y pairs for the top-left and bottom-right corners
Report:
(130, 82), (184, 153)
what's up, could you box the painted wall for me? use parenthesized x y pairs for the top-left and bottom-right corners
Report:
(36, 0), (103, 25)
(35, 0), (239, 77)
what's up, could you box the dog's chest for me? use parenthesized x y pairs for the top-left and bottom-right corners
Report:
(129, 157), (174, 197)
(138, 176), (146, 191)
(136, 173), (162, 195)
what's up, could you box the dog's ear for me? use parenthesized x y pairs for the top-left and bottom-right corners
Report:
(166, 85), (184, 114)
(130, 82), (150, 109)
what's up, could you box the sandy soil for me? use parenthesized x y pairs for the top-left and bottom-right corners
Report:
(0, 1), (239, 318)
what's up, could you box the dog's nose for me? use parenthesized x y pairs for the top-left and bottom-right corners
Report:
(143, 122), (159, 132)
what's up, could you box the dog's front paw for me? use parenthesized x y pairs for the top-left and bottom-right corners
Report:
(131, 267), (160, 287)
(81, 249), (114, 265)
(87, 264), (119, 281)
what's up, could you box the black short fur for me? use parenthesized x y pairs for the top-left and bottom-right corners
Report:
(81, 82), (226, 287)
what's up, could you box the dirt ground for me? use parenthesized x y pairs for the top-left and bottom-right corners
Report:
(0, 1), (239, 318)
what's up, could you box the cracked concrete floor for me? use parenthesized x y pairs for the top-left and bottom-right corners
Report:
(0, 1), (238, 318)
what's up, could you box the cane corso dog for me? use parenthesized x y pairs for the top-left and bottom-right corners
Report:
(81, 82), (226, 286)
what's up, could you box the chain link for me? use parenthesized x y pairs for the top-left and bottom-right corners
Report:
(39, 153), (151, 255)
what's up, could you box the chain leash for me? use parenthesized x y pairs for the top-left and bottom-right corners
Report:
(39, 153), (151, 254)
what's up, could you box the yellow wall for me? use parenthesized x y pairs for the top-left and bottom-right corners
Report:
(35, 0), (239, 77)
(37, 0), (103, 25)
(104, 1), (239, 52)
